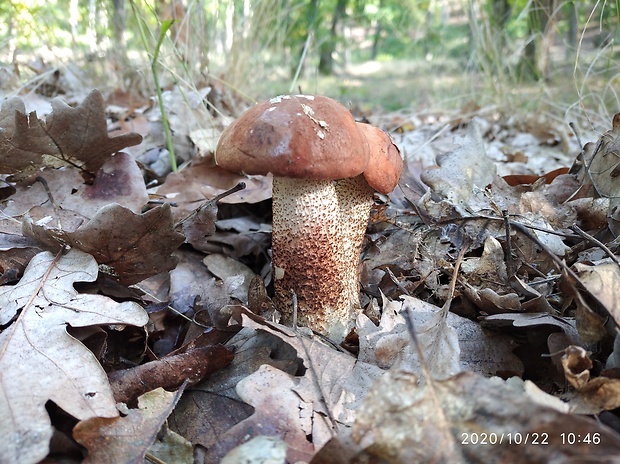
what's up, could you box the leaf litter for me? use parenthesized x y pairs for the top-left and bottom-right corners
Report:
(1, 87), (620, 463)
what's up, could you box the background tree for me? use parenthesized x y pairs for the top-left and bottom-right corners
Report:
(318, 0), (348, 75)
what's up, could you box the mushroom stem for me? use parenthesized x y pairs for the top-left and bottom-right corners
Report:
(272, 175), (373, 342)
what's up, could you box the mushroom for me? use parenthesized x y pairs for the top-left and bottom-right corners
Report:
(216, 94), (402, 342)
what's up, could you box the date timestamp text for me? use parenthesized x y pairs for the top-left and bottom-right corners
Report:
(461, 432), (602, 446)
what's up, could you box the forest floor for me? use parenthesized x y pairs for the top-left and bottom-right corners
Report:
(1, 49), (620, 463)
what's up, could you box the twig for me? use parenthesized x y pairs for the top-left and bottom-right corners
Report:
(403, 307), (463, 460)
(385, 267), (411, 296)
(570, 224), (620, 268)
(290, 287), (342, 437)
(289, 32), (313, 94)
(291, 289), (298, 331)
(442, 242), (468, 314)
(175, 182), (245, 228)
(35, 176), (58, 211)
(503, 210), (516, 278)
(508, 220), (582, 283)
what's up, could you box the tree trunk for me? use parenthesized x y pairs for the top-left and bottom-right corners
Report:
(490, 0), (511, 46)
(566, 0), (578, 57)
(318, 0), (348, 75)
(112, 0), (126, 47)
(291, 0), (319, 78)
(371, 21), (382, 60)
(520, 0), (556, 81)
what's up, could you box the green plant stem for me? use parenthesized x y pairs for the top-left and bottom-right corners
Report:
(151, 20), (177, 172)
(131, 1), (177, 172)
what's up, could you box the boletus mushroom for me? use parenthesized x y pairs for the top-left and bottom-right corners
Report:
(216, 94), (402, 342)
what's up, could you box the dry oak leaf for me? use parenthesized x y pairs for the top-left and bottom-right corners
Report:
(0, 249), (148, 464)
(169, 329), (286, 455)
(23, 203), (185, 286)
(74, 386), (191, 464)
(229, 307), (385, 426)
(578, 113), (620, 200)
(573, 261), (620, 328)
(358, 295), (523, 378)
(420, 121), (497, 217)
(575, 113), (620, 234)
(155, 161), (272, 221)
(2, 153), (148, 225)
(205, 364), (316, 463)
(0, 89), (142, 181)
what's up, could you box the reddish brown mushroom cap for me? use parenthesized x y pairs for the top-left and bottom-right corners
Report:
(215, 94), (370, 180)
(356, 122), (403, 194)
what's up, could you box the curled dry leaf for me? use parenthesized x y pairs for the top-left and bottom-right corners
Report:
(576, 113), (620, 200)
(0, 249), (148, 464)
(23, 203), (185, 286)
(203, 253), (256, 303)
(357, 295), (459, 378)
(482, 312), (579, 342)
(74, 387), (190, 464)
(574, 113), (620, 235)
(562, 345), (620, 414)
(108, 344), (234, 404)
(559, 270), (609, 344)
(177, 199), (218, 247)
(459, 235), (524, 313)
(0, 89), (142, 181)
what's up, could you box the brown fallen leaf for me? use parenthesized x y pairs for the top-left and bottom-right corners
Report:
(176, 195), (218, 248)
(314, 370), (620, 463)
(358, 295), (523, 378)
(559, 269), (609, 344)
(108, 344), (234, 404)
(572, 113), (620, 235)
(155, 160), (272, 220)
(2, 152), (148, 220)
(169, 330), (295, 453)
(205, 364), (316, 463)
(575, 114), (620, 198)
(0, 249), (148, 464)
(74, 386), (190, 464)
(0, 89), (142, 181)
(573, 262), (620, 328)
(230, 306), (386, 426)
(503, 167), (571, 186)
(23, 203), (185, 286)
(420, 122), (497, 216)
